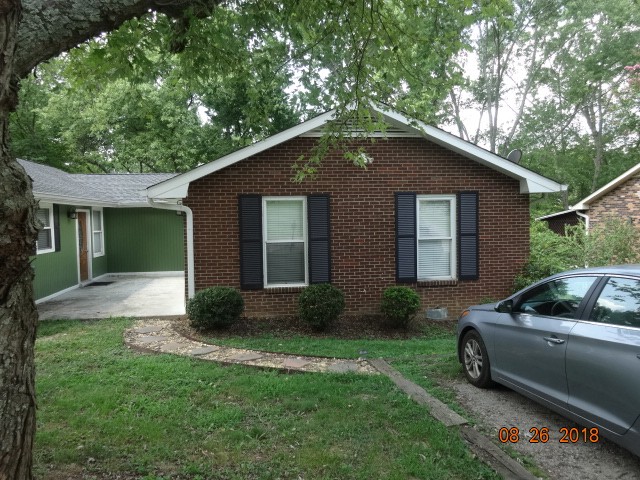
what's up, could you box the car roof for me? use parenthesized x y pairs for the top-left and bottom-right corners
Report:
(552, 265), (640, 277)
(508, 265), (640, 298)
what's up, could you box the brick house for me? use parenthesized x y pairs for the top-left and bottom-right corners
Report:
(572, 163), (640, 231)
(146, 105), (565, 317)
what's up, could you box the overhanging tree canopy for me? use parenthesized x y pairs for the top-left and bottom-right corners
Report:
(0, 1), (476, 478)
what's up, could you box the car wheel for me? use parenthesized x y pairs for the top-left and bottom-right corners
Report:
(462, 330), (493, 388)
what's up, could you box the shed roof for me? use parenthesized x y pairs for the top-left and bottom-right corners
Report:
(146, 104), (566, 200)
(19, 159), (176, 207)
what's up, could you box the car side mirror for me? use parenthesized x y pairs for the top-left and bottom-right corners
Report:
(495, 299), (513, 313)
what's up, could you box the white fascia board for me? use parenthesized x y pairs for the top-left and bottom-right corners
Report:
(34, 193), (158, 209)
(372, 105), (566, 194)
(146, 109), (338, 199)
(535, 209), (576, 221)
(32, 193), (117, 208)
(572, 162), (640, 210)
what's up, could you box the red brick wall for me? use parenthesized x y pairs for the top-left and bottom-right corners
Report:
(185, 136), (530, 318)
(588, 173), (640, 230)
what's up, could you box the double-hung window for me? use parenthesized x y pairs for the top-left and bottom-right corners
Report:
(36, 203), (55, 254)
(263, 197), (308, 286)
(417, 195), (456, 280)
(92, 208), (104, 256)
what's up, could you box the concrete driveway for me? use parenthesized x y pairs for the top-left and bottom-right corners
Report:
(37, 274), (185, 320)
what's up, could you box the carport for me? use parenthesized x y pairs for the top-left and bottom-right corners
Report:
(37, 274), (185, 320)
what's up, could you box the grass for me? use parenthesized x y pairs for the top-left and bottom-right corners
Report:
(35, 318), (499, 479)
(205, 321), (465, 408)
(203, 321), (457, 360)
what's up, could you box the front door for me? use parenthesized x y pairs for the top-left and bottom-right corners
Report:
(78, 212), (89, 282)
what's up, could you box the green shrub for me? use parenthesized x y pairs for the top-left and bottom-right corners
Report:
(514, 219), (640, 292)
(380, 286), (421, 328)
(187, 287), (244, 330)
(298, 284), (345, 331)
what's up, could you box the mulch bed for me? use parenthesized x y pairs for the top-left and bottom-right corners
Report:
(174, 314), (457, 340)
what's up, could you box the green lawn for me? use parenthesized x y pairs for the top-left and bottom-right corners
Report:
(35, 318), (497, 479)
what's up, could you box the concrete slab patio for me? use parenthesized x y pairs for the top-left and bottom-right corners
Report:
(37, 274), (185, 320)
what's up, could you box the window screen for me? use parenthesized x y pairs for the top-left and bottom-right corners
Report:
(417, 197), (455, 279)
(92, 209), (104, 255)
(36, 207), (53, 252)
(264, 199), (306, 285)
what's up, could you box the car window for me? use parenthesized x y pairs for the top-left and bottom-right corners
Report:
(515, 276), (597, 318)
(589, 277), (640, 328)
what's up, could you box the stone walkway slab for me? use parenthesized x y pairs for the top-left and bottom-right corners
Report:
(190, 346), (219, 356)
(229, 352), (264, 362)
(283, 358), (310, 369)
(134, 326), (164, 334)
(160, 342), (189, 352)
(124, 319), (378, 375)
(138, 335), (169, 344)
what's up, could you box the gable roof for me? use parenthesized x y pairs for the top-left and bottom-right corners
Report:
(19, 159), (176, 207)
(572, 162), (640, 210)
(146, 104), (566, 200)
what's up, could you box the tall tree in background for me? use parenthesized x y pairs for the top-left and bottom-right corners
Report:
(444, 0), (639, 210)
(11, 57), (300, 173)
(0, 1), (472, 478)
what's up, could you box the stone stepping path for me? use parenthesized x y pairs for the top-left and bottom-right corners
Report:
(124, 319), (377, 374)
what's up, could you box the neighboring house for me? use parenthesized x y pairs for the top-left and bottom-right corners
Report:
(21, 159), (185, 303)
(540, 162), (640, 234)
(572, 162), (640, 231)
(146, 105), (566, 317)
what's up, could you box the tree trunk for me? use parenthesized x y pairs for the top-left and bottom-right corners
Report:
(1, 2), (220, 478)
(0, 2), (40, 479)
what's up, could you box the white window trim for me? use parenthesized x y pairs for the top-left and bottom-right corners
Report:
(262, 196), (308, 288)
(36, 202), (55, 255)
(92, 207), (105, 257)
(417, 195), (457, 281)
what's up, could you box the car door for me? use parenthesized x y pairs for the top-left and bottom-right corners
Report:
(566, 276), (640, 435)
(493, 276), (599, 408)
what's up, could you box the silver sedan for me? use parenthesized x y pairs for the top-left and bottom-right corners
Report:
(457, 265), (640, 457)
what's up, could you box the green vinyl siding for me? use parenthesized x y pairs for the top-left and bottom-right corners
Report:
(92, 253), (108, 278)
(32, 206), (78, 300)
(105, 208), (184, 273)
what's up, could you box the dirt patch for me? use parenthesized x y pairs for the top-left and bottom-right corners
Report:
(451, 379), (640, 479)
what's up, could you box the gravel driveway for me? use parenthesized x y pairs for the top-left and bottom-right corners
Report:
(451, 380), (640, 479)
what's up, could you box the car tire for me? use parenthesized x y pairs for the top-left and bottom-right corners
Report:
(461, 330), (493, 388)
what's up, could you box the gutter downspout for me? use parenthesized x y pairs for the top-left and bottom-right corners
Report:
(147, 198), (195, 300)
(576, 210), (590, 233)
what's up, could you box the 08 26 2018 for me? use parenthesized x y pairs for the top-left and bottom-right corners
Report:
(498, 427), (600, 444)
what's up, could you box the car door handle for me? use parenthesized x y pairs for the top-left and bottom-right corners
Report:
(543, 336), (565, 345)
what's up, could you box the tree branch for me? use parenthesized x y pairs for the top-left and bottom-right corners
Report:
(15, 0), (221, 77)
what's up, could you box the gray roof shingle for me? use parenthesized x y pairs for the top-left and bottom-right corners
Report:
(18, 159), (176, 206)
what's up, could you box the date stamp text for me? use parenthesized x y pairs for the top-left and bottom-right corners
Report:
(498, 427), (600, 444)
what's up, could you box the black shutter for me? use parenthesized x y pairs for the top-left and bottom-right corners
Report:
(458, 191), (479, 280)
(308, 194), (331, 283)
(395, 192), (417, 283)
(239, 195), (263, 289)
(53, 204), (61, 252)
